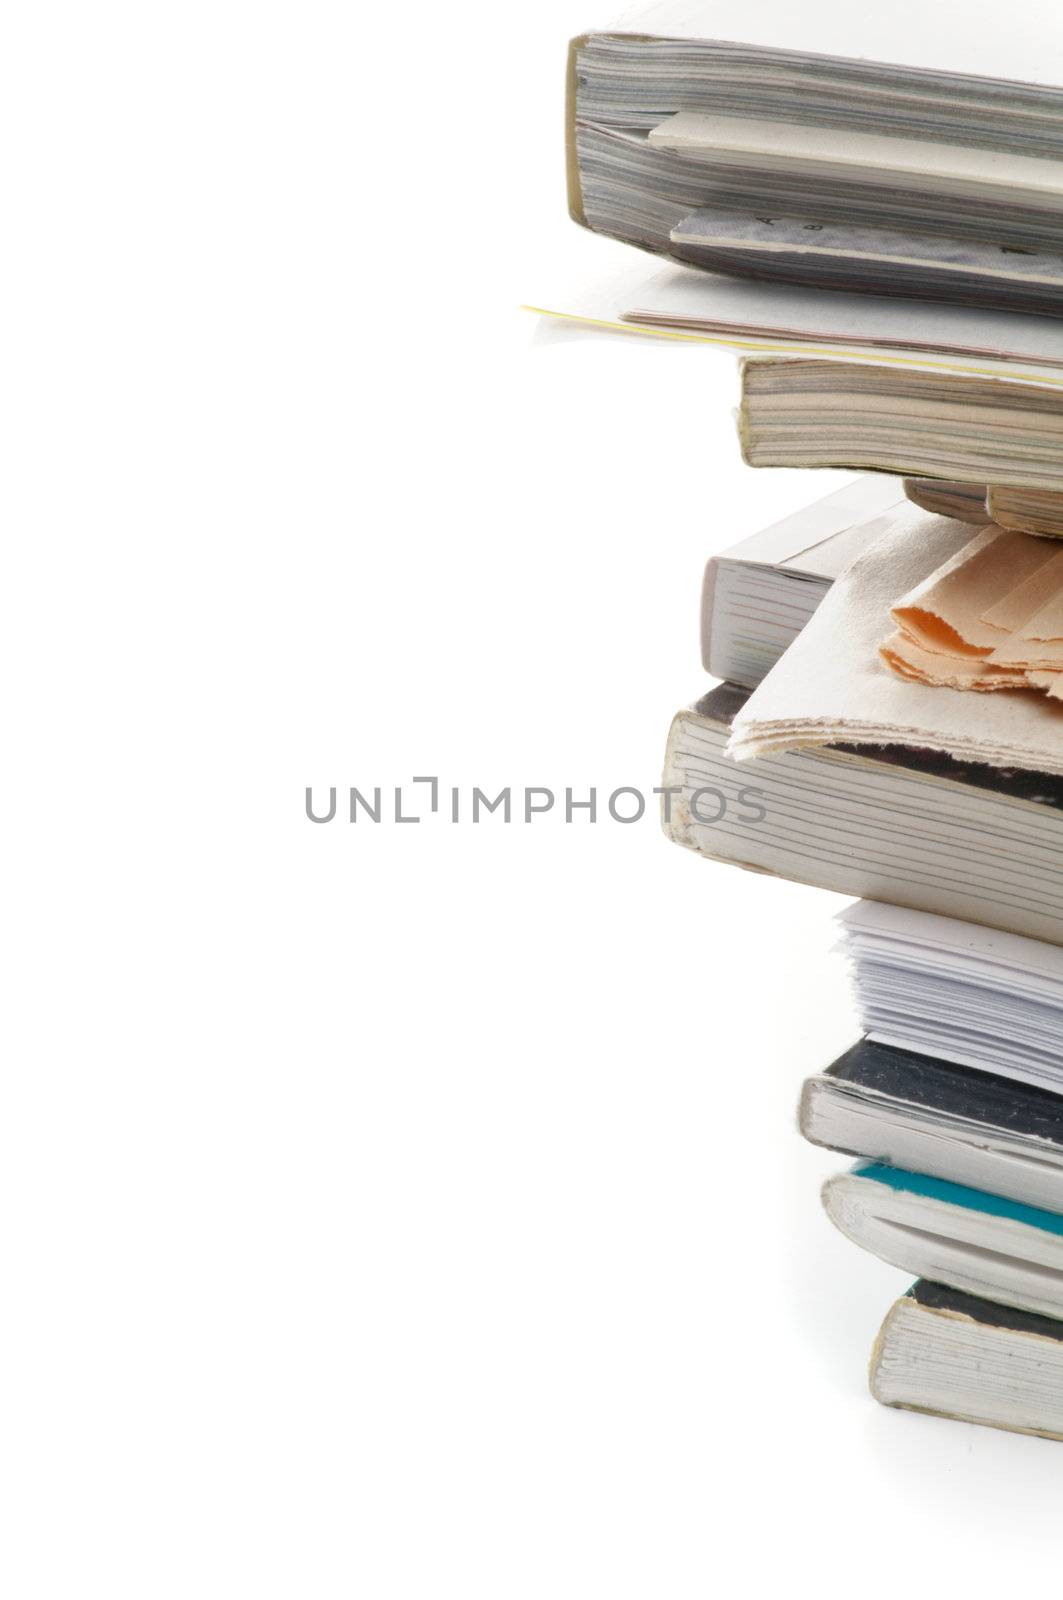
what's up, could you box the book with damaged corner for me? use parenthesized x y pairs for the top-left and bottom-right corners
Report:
(800, 1037), (1063, 1216)
(871, 1280), (1063, 1443)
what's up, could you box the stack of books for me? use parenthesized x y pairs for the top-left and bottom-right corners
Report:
(553, 4), (1063, 1441)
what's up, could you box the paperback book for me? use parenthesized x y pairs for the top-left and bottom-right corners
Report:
(872, 1280), (1063, 1443)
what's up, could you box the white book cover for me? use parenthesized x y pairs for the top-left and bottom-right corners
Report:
(605, 0), (1059, 88)
(701, 477), (903, 676)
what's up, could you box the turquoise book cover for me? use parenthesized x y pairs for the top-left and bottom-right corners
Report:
(853, 1161), (1063, 1237)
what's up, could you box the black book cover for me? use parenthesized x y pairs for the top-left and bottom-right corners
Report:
(825, 1037), (1063, 1144)
(909, 1279), (1063, 1342)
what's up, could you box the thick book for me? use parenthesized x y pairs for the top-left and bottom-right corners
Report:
(823, 1162), (1063, 1320)
(660, 683), (1063, 946)
(800, 1038), (1063, 1214)
(739, 358), (1063, 492)
(701, 478), (903, 688)
(837, 901), (1063, 1090)
(567, 5), (1063, 312)
(871, 1280), (1063, 1443)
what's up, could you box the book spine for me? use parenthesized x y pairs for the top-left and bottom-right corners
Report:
(700, 557), (720, 674)
(867, 1296), (903, 1403)
(736, 364), (754, 466)
(565, 36), (589, 227)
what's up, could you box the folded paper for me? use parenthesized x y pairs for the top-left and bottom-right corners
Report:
(726, 507), (1063, 773)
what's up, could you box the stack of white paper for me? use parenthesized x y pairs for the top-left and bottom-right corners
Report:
(839, 901), (1063, 1089)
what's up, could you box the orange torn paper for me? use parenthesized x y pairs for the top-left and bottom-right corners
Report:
(882, 525), (1063, 702)
(989, 585), (1063, 670)
(981, 546), (1063, 634)
(881, 632), (1030, 691)
(890, 527), (1059, 656)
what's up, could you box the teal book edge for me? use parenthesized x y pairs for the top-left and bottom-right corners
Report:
(852, 1161), (1063, 1238)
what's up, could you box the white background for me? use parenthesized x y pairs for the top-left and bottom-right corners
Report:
(5, 3), (1063, 1595)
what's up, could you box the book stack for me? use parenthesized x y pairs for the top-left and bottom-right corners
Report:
(555, 4), (1063, 1441)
